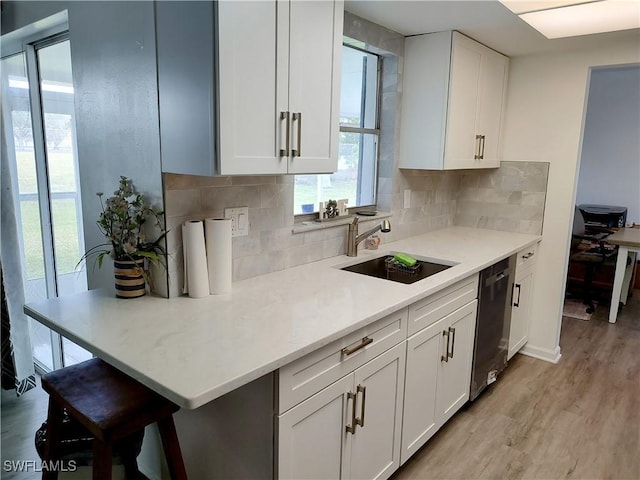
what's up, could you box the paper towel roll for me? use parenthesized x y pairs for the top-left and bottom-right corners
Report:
(182, 220), (210, 298)
(205, 218), (232, 294)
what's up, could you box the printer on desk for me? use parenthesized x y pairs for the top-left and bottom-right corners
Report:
(578, 204), (627, 231)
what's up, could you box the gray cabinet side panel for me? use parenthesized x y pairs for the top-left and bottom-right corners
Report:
(156, 1), (215, 176)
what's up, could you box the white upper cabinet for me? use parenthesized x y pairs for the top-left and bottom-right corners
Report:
(399, 31), (509, 170)
(218, 0), (343, 176)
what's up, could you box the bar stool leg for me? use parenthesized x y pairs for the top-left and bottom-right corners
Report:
(120, 436), (144, 480)
(92, 440), (113, 480)
(157, 417), (187, 480)
(42, 399), (63, 480)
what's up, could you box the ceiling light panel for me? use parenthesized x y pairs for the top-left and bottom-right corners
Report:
(500, 1), (597, 15)
(519, 0), (640, 38)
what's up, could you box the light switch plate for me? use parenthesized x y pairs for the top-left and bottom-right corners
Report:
(404, 189), (411, 209)
(224, 207), (249, 237)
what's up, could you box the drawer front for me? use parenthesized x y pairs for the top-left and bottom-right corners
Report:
(408, 274), (479, 336)
(516, 243), (538, 269)
(278, 308), (408, 414)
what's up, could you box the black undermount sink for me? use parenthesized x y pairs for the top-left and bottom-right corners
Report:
(341, 254), (453, 285)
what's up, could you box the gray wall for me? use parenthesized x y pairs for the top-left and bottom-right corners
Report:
(576, 65), (640, 225)
(2, 1), (166, 295)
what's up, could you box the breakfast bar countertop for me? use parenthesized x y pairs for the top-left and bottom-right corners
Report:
(24, 226), (541, 409)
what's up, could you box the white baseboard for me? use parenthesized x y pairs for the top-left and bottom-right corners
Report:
(519, 343), (562, 364)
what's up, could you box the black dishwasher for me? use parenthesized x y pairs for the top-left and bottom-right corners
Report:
(469, 255), (516, 401)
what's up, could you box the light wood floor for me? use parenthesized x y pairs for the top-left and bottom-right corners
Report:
(393, 291), (640, 480)
(2, 292), (638, 480)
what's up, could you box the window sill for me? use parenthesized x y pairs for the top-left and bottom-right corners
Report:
(292, 211), (392, 235)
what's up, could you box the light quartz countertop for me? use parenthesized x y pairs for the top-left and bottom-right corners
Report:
(25, 226), (540, 409)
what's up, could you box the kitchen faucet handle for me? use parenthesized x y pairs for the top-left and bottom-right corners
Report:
(351, 216), (359, 226)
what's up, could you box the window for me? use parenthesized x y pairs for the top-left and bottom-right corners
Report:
(294, 43), (381, 214)
(1, 34), (91, 370)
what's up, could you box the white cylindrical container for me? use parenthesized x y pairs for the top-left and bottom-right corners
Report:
(182, 220), (210, 298)
(204, 218), (232, 294)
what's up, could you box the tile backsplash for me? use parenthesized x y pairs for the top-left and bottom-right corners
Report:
(162, 161), (548, 297)
(455, 162), (549, 235)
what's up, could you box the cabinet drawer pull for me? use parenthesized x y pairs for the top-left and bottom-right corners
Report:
(522, 252), (534, 259)
(441, 330), (450, 362)
(342, 336), (373, 356)
(448, 327), (456, 359)
(292, 112), (302, 157)
(279, 111), (290, 157)
(355, 385), (366, 428)
(346, 391), (357, 434)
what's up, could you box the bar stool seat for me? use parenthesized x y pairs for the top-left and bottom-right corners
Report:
(41, 358), (187, 480)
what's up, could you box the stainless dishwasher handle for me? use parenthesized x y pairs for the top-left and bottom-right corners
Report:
(485, 270), (509, 286)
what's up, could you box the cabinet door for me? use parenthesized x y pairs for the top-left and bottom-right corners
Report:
(401, 320), (442, 464)
(217, 0), (288, 175)
(350, 342), (406, 480)
(278, 374), (353, 480)
(508, 266), (534, 359)
(444, 34), (482, 169)
(436, 300), (477, 426)
(476, 49), (508, 168)
(287, 0), (342, 174)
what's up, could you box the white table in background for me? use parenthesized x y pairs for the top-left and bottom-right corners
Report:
(608, 228), (640, 323)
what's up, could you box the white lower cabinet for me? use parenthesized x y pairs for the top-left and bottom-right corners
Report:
(277, 273), (482, 479)
(508, 244), (538, 359)
(278, 342), (406, 480)
(401, 300), (478, 464)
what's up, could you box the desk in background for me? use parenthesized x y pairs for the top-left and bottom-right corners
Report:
(608, 227), (640, 323)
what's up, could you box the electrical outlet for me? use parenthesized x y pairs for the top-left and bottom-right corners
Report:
(224, 207), (249, 237)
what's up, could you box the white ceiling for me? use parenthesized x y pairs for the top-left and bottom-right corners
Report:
(343, 0), (640, 56)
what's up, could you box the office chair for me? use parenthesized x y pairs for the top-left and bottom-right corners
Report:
(569, 206), (618, 314)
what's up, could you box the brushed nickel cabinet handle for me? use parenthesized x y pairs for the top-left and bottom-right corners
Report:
(441, 330), (450, 362)
(279, 111), (290, 157)
(342, 336), (373, 356)
(355, 384), (366, 427)
(448, 327), (456, 359)
(522, 252), (534, 259)
(346, 391), (357, 434)
(474, 134), (482, 160)
(480, 135), (486, 159)
(291, 112), (302, 157)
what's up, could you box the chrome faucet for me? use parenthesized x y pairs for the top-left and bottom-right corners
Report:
(347, 217), (391, 257)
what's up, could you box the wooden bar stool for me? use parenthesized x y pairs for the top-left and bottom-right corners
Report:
(41, 358), (187, 480)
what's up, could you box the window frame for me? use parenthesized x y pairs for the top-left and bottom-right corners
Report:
(2, 30), (90, 372)
(294, 42), (383, 220)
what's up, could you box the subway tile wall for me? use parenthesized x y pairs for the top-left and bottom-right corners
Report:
(455, 162), (549, 235)
(162, 160), (548, 297)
